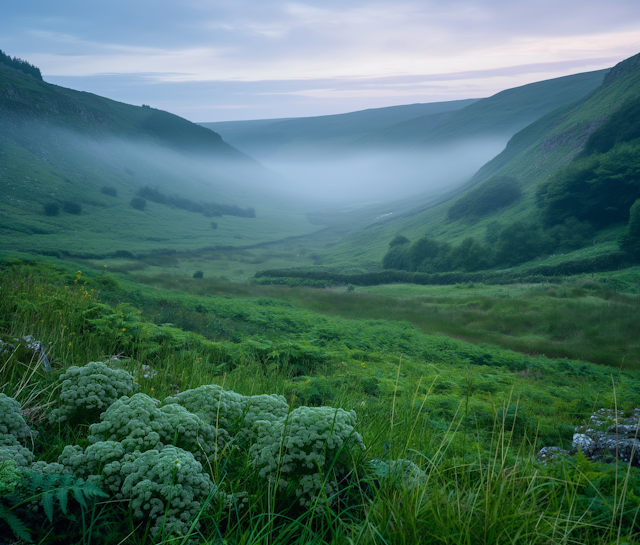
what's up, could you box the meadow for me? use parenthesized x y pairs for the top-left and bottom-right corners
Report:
(1, 257), (640, 544)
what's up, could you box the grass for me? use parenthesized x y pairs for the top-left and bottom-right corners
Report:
(1, 258), (640, 543)
(128, 269), (640, 370)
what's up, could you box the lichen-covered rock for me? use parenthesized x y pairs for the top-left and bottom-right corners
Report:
(571, 433), (596, 457)
(537, 446), (569, 464)
(250, 406), (365, 508)
(49, 361), (138, 425)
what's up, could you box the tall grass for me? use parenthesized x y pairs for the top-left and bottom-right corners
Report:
(132, 273), (640, 370)
(1, 262), (639, 544)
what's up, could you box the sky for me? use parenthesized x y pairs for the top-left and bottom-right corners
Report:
(3, 1), (640, 122)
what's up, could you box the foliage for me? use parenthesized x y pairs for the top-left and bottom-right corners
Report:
(620, 199), (640, 260)
(0, 393), (33, 447)
(49, 361), (138, 425)
(87, 393), (228, 463)
(118, 446), (216, 539)
(581, 94), (640, 156)
(193, 270), (204, 278)
(0, 49), (42, 80)
(0, 471), (107, 543)
(536, 140), (640, 227)
(0, 460), (21, 496)
(130, 196), (147, 210)
(100, 186), (117, 197)
(447, 176), (521, 221)
(43, 202), (59, 216)
(62, 201), (82, 215)
(250, 406), (365, 508)
(136, 185), (256, 219)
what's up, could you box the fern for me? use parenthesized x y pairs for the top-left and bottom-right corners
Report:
(0, 471), (108, 542)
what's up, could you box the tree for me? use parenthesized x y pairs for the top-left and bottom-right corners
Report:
(130, 197), (146, 210)
(620, 199), (640, 260)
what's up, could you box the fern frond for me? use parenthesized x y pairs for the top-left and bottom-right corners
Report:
(0, 504), (33, 542)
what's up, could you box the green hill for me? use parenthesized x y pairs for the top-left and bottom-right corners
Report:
(202, 71), (606, 203)
(0, 61), (320, 259)
(313, 55), (638, 271)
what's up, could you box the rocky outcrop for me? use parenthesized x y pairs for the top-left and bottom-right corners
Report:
(538, 408), (640, 466)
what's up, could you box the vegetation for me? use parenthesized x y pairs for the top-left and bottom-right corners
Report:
(101, 186), (118, 198)
(0, 49), (42, 80)
(136, 185), (256, 218)
(1, 258), (640, 544)
(130, 197), (147, 211)
(447, 176), (521, 221)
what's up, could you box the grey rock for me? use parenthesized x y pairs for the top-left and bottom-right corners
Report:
(571, 433), (596, 457)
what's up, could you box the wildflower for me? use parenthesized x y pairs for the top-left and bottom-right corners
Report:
(122, 328), (126, 332)
(305, 379), (311, 384)
(361, 362), (366, 369)
(68, 342), (72, 346)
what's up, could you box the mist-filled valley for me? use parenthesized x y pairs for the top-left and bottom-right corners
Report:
(2, 45), (640, 545)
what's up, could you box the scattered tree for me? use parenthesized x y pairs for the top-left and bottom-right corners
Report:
(43, 203), (59, 216)
(130, 197), (146, 210)
(193, 271), (204, 279)
(63, 201), (82, 215)
(101, 186), (117, 197)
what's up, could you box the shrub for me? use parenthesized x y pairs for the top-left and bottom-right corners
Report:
(130, 197), (146, 210)
(250, 406), (365, 508)
(62, 201), (82, 215)
(43, 202), (59, 216)
(119, 446), (216, 538)
(101, 186), (117, 197)
(193, 271), (204, 279)
(620, 199), (640, 259)
(210, 221), (218, 229)
(87, 393), (228, 463)
(448, 176), (521, 221)
(48, 361), (138, 425)
(0, 394), (33, 447)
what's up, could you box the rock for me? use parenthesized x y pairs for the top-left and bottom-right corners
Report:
(571, 434), (596, 457)
(537, 446), (569, 464)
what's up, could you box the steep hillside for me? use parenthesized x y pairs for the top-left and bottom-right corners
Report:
(0, 62), (320, 259)
(317, 55), (638, 270)
(202, 71), (606, 203)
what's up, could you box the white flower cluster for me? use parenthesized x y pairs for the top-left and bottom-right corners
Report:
(164, 385), (289, 444)
(120, 446), (216, 538)
(250, 406), (365, 507)
(0, 393), (35, 468)
(49, 361), (138, 424)
(87, 393), (229, 464)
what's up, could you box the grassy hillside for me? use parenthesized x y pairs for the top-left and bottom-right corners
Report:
(0, 62), (321, 258)
(200, 99), (479, 160)
(316, 58), (636, 269)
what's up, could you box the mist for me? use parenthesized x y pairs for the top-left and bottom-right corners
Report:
(241, 138), (509, 205)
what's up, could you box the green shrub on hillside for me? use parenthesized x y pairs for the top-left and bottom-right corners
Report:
(130, 197), (146, 210)
(42, 202), (59, 216)
(537, 140), (640, 227)
(448, 176), (521, 222)
(620, 199), (640, 260)
(62, 201), (82, 215)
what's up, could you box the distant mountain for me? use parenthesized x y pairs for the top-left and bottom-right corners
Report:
(201, 100), (479, 161)
(201, 70), (607, 203)
(0, 61), (319, 259)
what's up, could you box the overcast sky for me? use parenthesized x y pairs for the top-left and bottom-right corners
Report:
(3, 1), (640, 122)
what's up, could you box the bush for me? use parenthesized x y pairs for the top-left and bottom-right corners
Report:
(250, 406), (365, 507)
(43, 202), (59, 216)
(620, 199), (640, 260)
(48, 361), (138, 425)
(192, 271), (204, 279)
(210, 221), (218, 229)
(130, 197), (146, 210)
(62, 201), (82, 215)
(101, 186), (117, 197)
(448, 176), (521, 221)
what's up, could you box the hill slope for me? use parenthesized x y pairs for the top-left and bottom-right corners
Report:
(317, 56), (638, 269)
(0, 62), (320, 258)
(202, 70), (606, 203)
